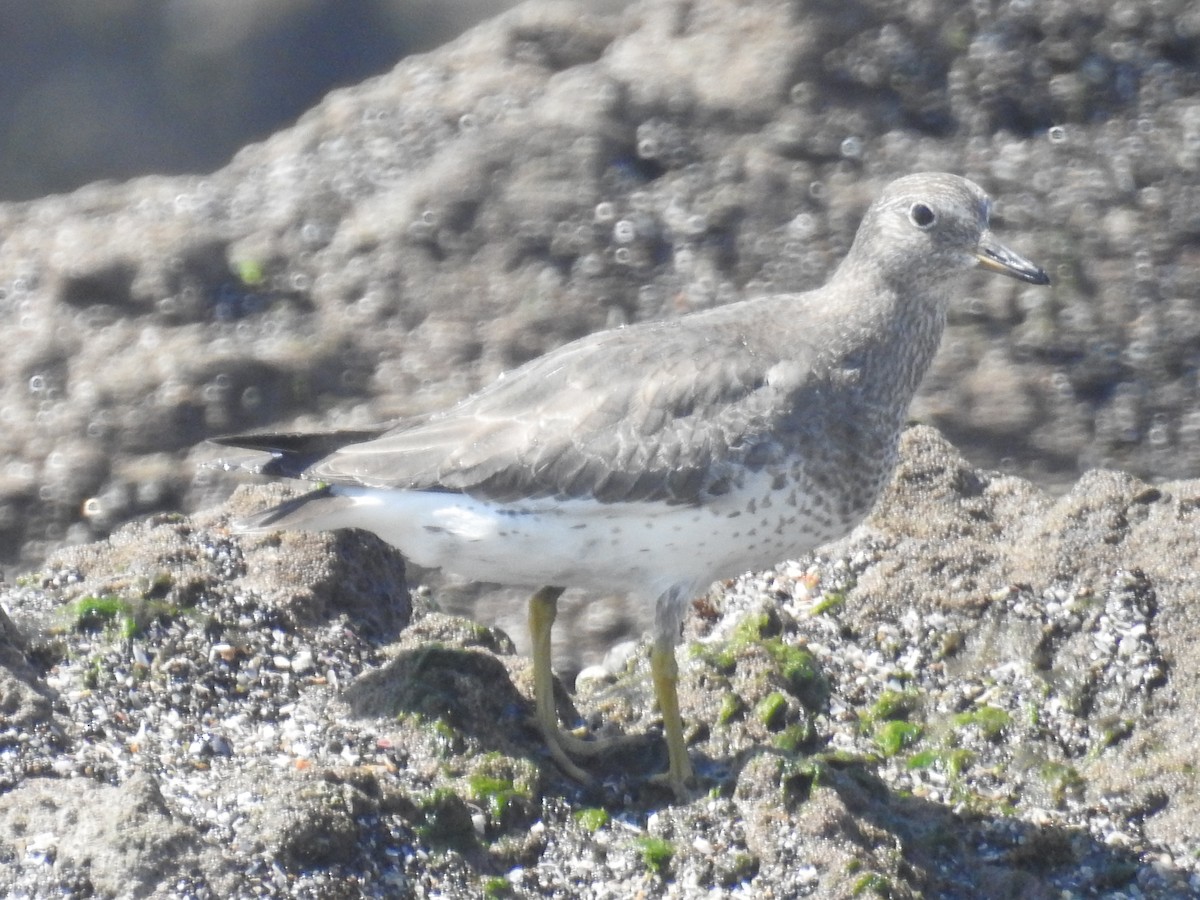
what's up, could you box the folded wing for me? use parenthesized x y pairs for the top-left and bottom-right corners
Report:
(218, 303), (819, 506)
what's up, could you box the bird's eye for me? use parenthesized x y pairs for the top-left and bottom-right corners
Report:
(909, 202), (937, 229)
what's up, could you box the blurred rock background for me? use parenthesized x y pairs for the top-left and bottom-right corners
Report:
(0, 0), (525, 200)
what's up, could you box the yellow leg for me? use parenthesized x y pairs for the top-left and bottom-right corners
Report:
(530, 586), (693, 797)
(650, 635), (694, 800)
(529, 585), (646, 784)
(528, 586), (595, 784)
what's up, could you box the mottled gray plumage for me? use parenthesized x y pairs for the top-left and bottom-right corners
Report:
(213, 172), (1049, 797)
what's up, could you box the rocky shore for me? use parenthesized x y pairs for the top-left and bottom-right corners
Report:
(2, 0), (1199, 896)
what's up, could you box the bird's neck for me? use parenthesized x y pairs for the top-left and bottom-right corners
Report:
(824, 264), (952, 403)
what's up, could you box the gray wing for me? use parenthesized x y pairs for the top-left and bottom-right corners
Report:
(308, 302), (819, 505)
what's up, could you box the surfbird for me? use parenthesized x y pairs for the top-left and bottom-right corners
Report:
(213, 172), (1049, 799)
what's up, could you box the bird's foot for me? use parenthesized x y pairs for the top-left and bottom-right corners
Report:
(539, 729), (598, 788)
(552, 725), (646, 759)
(646, 765), (698, 803)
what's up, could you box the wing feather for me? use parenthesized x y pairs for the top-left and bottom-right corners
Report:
(301, 300), (818, 505)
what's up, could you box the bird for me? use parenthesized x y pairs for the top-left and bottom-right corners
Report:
(212, 172), (1049, 800)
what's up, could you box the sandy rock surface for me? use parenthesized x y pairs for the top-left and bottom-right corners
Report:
(1, 426), (1198, 898)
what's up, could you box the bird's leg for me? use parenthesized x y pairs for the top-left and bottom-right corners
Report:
(528, 585), (645, 784)
(528, 585), (595, 784)
(529, 583), (694, 799)
(649, 634), (695, 800)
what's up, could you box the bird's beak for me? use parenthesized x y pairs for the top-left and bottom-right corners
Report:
(975, 231), (1050, 285)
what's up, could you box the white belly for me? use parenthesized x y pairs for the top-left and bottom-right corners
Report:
(321, 469), (854, 598)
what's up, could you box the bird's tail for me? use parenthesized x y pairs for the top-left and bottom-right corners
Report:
(208, 429), (386, 478)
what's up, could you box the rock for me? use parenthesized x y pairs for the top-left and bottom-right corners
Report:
(0, 772), (235, 898)
(0, 424), (1196, 896)
(0, 603), (56, 732)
